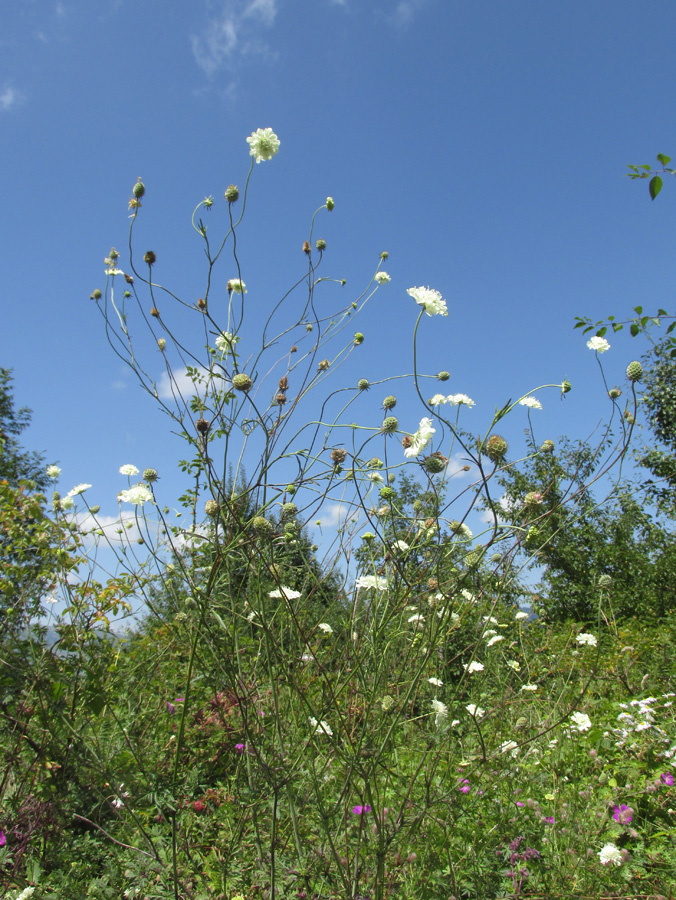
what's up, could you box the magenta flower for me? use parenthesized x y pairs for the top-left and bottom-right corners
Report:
(167, 702), (175, 714)
(613, 803), (633, 824)
(544, 816), (555, 825)
(0, 830), (5, 846)
(459, 779), (470, 794)
(661, 772), (675, 786)
(351, 804), (372, 815)
(516, 802), (525, 807)
(235, 743), (245, 754)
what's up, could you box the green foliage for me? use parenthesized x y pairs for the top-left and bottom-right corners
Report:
(0, 369), (49, 491)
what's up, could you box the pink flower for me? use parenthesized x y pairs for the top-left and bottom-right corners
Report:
(459, 780), (470, 794)
(613, 803), (633, 824)
(235, 743), (245, 754)
(0, 830), (5, 846)
(661, 772), (675, 786)
(544, 816), (555, 825)
(351, 804), (372, 815)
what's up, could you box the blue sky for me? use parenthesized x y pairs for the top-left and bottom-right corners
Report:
(3, 0), (676, 588)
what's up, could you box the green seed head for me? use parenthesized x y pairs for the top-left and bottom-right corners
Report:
(437, 371), (450, 382)
(626, 360), (643, 382)
(484, 434), (508, 463)
(232, 373), (253, 392)
(383, 395), (397, 410)
(540, 439), (555, 454)
(382, 416), (399, 433)
(357, 379), (370, 391)
(133, 179), (145, 199)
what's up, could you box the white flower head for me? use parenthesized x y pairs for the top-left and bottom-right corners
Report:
(520, 683), (538, 692)
(570, 711), (592, 732)
(393, 540), (410, 552)
(118, 484), (153, 506)
(317, 622), (333, 634)
(15, 888), (36, 900)
(215, 332), (236, 353)
(407, 286), (448, 317)
(368, 472), (384, 483)
(431, 698), (448, 728)
(519, 396), (542, 410)
(447, 393), (475, 407)
(269, 586), (302, 600)
(46, 465), (61, 479)
(375, 272), (391, 284)
(587, 336), (610, 353)
(515, 611), (529, 620)
(105, 267), (124, 276)
(355, 574), (387, 591)
(465, 661), (484, 674)
(228, 278), (246, 294)
(119, 464), (139, 476)
(501, 740), (519, 755)
(308, 716), (332, 736)
(67, 483), (92, 497)
(429, 393), (448, 406)
(428, 677), (443, 687)
(487, 635), (505, 647)
(404, 417), (436, 458)
(576, 632), (598, 647)
(598, 842), (622, 866)
(466, 703), (485, 718)
(408, 613), (425, 626)
(506, 660), (521, 671)
(246, 127), (280, 163)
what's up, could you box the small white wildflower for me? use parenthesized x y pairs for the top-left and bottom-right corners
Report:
(451, 718), (460, 727)
(215, 332), (235, 353)
(519, 396), (542, 410)
(506, 660), (521, 671)
(570, 711), (592, 732)
(118, 484), (153, 505)
(598, 842), (622, 866)
(429, 393), (448, 406)
(482, 615), (499, 624)
(105, 267), (124, 276)
(447, 393), (475, 407)
(520, 683), (538, 692)
(308, 716), (332, 736)
(487, 635), (505, 647)
(15, 887), (36, 900)
(465, 661), (484, 674)
(269, 586), (302, 600)
(466, 704), (485, 718)
(428, 677), (444, 687)
(368, 472), (385, 483)
(501, 740), (518, 754)
(59, 496), (74, 510)
(46, 464), (61, 479)
(317, 622), (333, 634)
(67, 483), (92, 497)
(246, 127), (280, 163)
(119, 464), (139, 476)
(393, 539), (409, 552)
(431, 698), (448, 728)
(375, 271), (391, 284)
(576, 632), (598, 647)
(404, 416), (436, 458)
(515, 611), (529, 620)
(228, 278), (246, 294)
(355, 574), (387, 591)
(407, 285), (448, 317)
(408, 613), (425, 627)
(461, 589), (475, 603)
(587, 336), (610, 353)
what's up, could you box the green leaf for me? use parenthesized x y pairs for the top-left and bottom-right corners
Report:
(597, 327), (607, 337)
(640, 164), (652, 170)
(627, 164), (639, 172)
(650, 175), (663, 199)
(86, 691), (106, 717)
(634, 306), (643, 315)
(666, 321), (676, 334)
(612, 322), (623, 332)
(657, 153), (671, 166)
(630, 323), (639, 337)
(657, 309), (668, 317)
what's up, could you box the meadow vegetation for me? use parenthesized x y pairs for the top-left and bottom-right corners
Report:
(1, 132), (675, 900)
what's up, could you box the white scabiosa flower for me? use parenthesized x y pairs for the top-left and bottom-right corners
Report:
(246, 127), (280, 162)
(515, 610), (529, 620)
(428, 677), (443, 687)
(431, 698), (448, 728)
(215, 332), (235, 353)
(317, 622), (333, 634)
(598, 842), (622, 866)
(118, 484), (153, 505)
(67, 483), (92, 497)
(520, 683), (538, 692)
(269, 586), (302, 600)
(570, 711), (592, 732)
(487, 635), (505, 647)
(375, 271), (391, 284)
(576, 632), (598, 647)
(519, 396), (542, 410)
(429, 393), (448, 406)
(309, 716), (332, 736)
(46, 464), (61, 479)
(119, 464), (139, 476)
(355, 575), (387, 591)
(587, 336), (610, 353)
(227, 278), (247, 294)
(465, 661), (484, 674)
(447, 393), (475, 407)
(393, 540), (410, 552)
(407, 286), (448, 317)
(466, 704), (485, 718)
(404, 417), (436, 458)
(506, 660), (521, 671)
(500, 740), (519, 755)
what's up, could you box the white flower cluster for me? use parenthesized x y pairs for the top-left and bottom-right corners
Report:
(355, 574), (387, 591)
(309, 716), (332, 737)
(404, 417), (435, 458)
(269, 586), (302, 600)
(429, 393), (475, 407)
(587, 336), (610, 353)
(576, 632), (598, 647)
(431, 699), (448, 728)
(246, 127), (280, 163)
(570, 711), (592, 732)
(407, 286), (448, 317)
(613, 695), (672, 746)
(598, 842), (622, 866)
(519, 396), (542, 410)
(118, 484), (153, 506)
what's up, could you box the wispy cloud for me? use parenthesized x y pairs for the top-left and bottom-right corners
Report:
(157, 366), (214, 402)
(191, 0), (278, 76)
(391, 0), (430, 27)
(313, 501), (360, 530)
(0, 85), (26, 112)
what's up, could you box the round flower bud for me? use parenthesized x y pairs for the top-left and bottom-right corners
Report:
(598, 573), (612, 588)
(626, 360), (643, 382)
(524, 491), (543, 508)
(124, 290), (131, 298)
(524, 526), (541, 550)
(413, 500), (423, 512)
(379, 486), (394, 500)
(281, 502), (297, 517)
(224, 184), (239, 202)
(437, 371), (450, 382)
(306, 323), (313, 332)
(367, 457), (384, 469)
(402, 435), (413, 450)
(362, 531), (376, 541)
(157, 338), (166, 351)
(303, 240), (311, 254)
(423, 453), (447, 474)
(354, 332), (364, 345)
(316, 239), (326, 251)
(286, 484), (297, 495)
(381, 694), (395, 712)
(383, 395), (397, 410)
(133, 179), (145, 199)
(252, 516), (272, 535)
(331, 448), (347, 464)
(196, 418), (210, 434)
(197, 298), (206, 310)
(205, 499), (220, 518)
(318, 359), (330, 371)
(90, 505), (101, 515)
(380, 251), (389, 260)
(150, 307), (160, 318)
(232, 373), (253, 392)
(540, 439), (555, 454)
(143, 468), (159, 483)
(625, 413), (635, 425)
(358, 379), (370, 391)
(464, 547), (484, 569)
(326, 197), (335, 211)
(143, 251), (156, 266)
(484, 434), (508, 462)
(561, 380), (572, 395)
(382, 416), (399, 433)
(388, 473), (395, 483)
(91, 289), (102, 300)
(608, 387), (622, 399)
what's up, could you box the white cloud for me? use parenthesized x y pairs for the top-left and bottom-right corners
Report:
(191, 0), (277, 75)
(391, 0), (430, 26)
(157, 366), (213, 401)
(313, 501), (359, 529)
(0, 85), (26, 112)
(75, 511), (143, 545)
